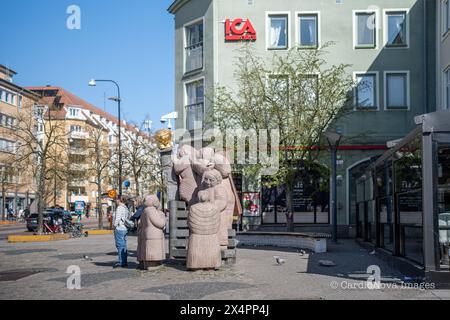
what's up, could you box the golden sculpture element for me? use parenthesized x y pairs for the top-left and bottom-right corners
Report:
(155, 129), (173, 150)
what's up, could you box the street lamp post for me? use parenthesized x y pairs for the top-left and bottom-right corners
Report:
(89, 79), (123, 196)
(324, 130), (343, 243)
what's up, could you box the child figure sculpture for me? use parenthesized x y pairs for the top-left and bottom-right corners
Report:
(187, 190), (222, 270)
(137, 195), (166, 269)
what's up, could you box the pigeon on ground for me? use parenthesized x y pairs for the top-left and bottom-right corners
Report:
(299, 250), (307, 256)
(83, 255), (93, 261)
(274, 256), (286, 265)
(369, 250), (376, 255)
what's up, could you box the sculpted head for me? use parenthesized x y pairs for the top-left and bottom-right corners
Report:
(197, 147), (215, 162)
(178, 144), (196, 160)
(144, 195), (161, 209)
(202, 169), (223, 188)
(198, 190), (211, 203)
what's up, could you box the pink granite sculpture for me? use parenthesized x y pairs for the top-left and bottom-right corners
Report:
(187, 190), (222, 270)
(201, 169), (229, 249)
(173, 145), (198, 205)
(192, 147), (216, 182)
(212, 150), (243, 247)
(137, 195), (166, 269)
(172, 147), (243, 267)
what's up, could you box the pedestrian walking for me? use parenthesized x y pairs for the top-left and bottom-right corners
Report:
(113, 195), (130, 268)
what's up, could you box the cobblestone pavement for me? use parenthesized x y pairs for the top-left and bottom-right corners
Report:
(0, 235), (449, 300)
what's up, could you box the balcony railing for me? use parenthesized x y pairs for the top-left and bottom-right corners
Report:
(68, 147), (88, 155)
(185, 42), (203, 73)
(68, 180), (87, 187)
(70, 131), (88, 139)
(69, 163), (89, 171)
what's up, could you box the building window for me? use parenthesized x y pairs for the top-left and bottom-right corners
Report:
(385, 72), (409, 109)
(185, 20), (203, 73)
(0, 139), (16, 153)
(385, 11), (407, 47)
(185, 79), (204, 131)
(355, 12), (376, 48)
(0, 90), (16, 105)
(69, 107), (80, 117)
(445, 0), (450, 34)
(35, 106), (45, 118)
(268, 14), (288, 49)
(298, 14), (319, 48)
(445, 69), (450, 110)
(0, 113), (16, 128)
(268, 75), (289, 106)
(299, 74), (319, 105)
(70, 125), (82, 133)
(355, 73), (377, 109)
(18, 96), (22, 109)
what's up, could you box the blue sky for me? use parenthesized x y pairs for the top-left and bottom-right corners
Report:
(0, 0), (174, 131)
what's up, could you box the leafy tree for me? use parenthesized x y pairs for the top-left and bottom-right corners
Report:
(210, 43), (354, 231)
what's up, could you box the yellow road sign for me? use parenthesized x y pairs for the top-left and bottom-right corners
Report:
(107, 190), (117, 199)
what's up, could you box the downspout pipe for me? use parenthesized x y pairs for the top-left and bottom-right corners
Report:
(423, 0), (429, 114)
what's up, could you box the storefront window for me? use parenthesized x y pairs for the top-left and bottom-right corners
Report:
(437, 140), (450, 269)
(260, 162), (329, 224)
(394, 135), (423, 263)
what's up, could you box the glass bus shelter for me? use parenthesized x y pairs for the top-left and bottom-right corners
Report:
(357, 110), (450, 280)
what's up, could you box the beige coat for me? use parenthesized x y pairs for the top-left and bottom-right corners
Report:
(137, 206), (166, 262)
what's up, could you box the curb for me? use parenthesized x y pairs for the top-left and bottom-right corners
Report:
(85, 230), (113, 235)
(0, 221), (18, 225)
(8, 234), (70, 243)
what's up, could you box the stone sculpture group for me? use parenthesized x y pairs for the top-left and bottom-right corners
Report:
(173, 145), (242, 270)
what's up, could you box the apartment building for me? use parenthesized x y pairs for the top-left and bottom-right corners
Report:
(169, 0), (436, 235)
(27, 86), (155, 214)
(0, 64), (40, 216)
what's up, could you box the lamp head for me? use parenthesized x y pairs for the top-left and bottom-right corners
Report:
(324, 131), (343, 144)
(88, 79), (96, 87)
(108, 96), (121, 102)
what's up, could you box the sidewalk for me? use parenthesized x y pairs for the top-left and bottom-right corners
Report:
(0, 236), (449, 300)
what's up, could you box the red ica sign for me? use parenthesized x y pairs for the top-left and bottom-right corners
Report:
(225, 19), (256, 41)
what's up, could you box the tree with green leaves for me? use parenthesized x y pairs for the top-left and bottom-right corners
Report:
(210, 43), (355, 231)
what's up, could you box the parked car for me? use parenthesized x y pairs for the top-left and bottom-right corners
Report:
(25, 209), (72, 232)
(26, 213), (48, 232)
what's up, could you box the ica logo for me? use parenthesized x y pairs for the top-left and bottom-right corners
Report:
(225, 19), (257, 41)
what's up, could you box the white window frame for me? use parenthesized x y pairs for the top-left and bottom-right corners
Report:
(353, 9), (379, 50)
(266, 11), (291, 51)
(183, 76), (205, 131)
(266, 73), (290, 106)
(443, 0), (450, 37)
(353, 71), (380, 111)
(68, 107), (81, 118)
(183, 17), (205, 75)
(0, 87), (17, 106)
(295, 11), (321, 49)
(383, 9), (410, 49)
(384, 71), (410, 110)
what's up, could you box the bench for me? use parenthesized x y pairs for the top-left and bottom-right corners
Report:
(236, 231), (330, 253)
